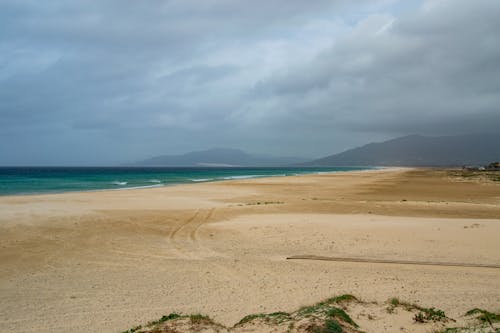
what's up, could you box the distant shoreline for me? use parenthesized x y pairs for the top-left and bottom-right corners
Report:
(0, 166), (378, 197)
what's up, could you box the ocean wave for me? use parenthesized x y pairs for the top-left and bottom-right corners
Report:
(222, 175), (259, 180)
(191, 178), (213, 182)
(147, 179), (162, 183)
(112, 181), (128, 186)
(113, 184), (164, 190)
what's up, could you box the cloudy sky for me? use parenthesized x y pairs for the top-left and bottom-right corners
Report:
(1, 0), (499, 165)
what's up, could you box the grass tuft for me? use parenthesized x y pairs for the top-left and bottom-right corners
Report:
(298, 304), (325, 316)
(298, 295), (358, 318)
(147, 313), (183, 326)
(390, 298), (400, 306)
(465, 308), (500, 324)
(189, 314), (213, 324)
(121, 325), (142, 333)
(413, 307), (447, 323)
(314, 319), (344, 333)
(324, 319), (344, 333)
(158, 313), (181, 323)
(236, 311), (291, 326)
(326, 294), (358, 304)
(435, 328), (460, 333)
(327, 307), (358, 327)
(387, 298), (448, 323)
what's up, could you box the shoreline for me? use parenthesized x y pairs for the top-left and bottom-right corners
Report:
(0, 166), (391, 199)
(0, 167), (498, 333)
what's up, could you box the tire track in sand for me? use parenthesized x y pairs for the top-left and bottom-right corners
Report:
(168, 208), (216, 259)
(190, 208), (215, 241)
(167, 208), (247, 282)
(286, 255), (500, 269)
(169, 209), (200, 241)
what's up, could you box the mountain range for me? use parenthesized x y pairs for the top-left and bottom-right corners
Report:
(305, 133), (500, 167)
(135, 133), (500, 167)
(135, 148), (308, 167)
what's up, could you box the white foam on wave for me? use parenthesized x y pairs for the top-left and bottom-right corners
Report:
(113, 184), (164, 190)
(147, 179), (162, 183)
(315, 171), (337, 175)
(112, 181), (128, 186)
(222, 175), (259, 180)
(191, 178), (214, 182)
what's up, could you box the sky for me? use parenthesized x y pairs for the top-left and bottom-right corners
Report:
(1, 0), (499, 165)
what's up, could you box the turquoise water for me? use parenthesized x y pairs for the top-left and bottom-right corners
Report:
(0, 167), (371, 196)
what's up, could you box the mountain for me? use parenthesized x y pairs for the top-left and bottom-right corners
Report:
(135, 148), (308, 167)
(306, 133), (500, 167)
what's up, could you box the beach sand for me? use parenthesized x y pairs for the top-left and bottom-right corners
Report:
(0, 168), (499, 332)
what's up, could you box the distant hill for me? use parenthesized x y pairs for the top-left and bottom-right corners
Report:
(135, 148), (308, 167)
(306, 133), (500, 167)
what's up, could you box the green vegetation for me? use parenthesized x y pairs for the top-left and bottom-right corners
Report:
(448, 170), (500, 183)
(149, 313), (182, 325)
(386, 297), (401, 313)
(465, 308), (500, 324)
(298, 294), (358, 317)
(292, 295), (359, 333)
(296, 303), (357, 327)
(386, 298), (448, 323)
(122, 295), (500, 333)
(121, 296), (361, 333)
(390, 298), (399, 306)
(327, 308), (358, 328)
(236, 311), (291, 325)
(434, 326), (500, 333)
(122, 313), (184, 332)
(189, 314), (213, 324)
(122, 325), (142, 333)
(435, 328), (460, 333)
(121, 313), (214, 333)
(386, 297), (414, 311)
(413, 307), (447, 323)
(326, 294), (358, 304)
(322, 319), (344, 333)
(309, 319), (344, 333)
(297, 303), (325, 316)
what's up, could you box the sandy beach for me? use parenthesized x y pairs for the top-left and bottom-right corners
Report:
(0, 168), (499, 332)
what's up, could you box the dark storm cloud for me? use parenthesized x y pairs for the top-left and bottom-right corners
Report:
(0, 0), (499, 165)
(256, 0), (500, 136)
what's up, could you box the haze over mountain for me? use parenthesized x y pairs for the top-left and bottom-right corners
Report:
(306, 133), (500, 167)
(135, 148), (308, 167)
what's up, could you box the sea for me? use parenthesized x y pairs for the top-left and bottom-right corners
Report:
(0, 166), (371, 196)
